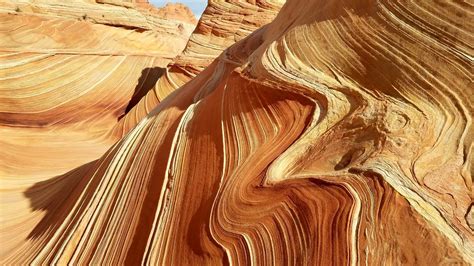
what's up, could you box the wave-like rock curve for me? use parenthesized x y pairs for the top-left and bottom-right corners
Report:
(1, 0), (473, 264)
(0, 0), (195, 177)
(113, 0), (285, 137)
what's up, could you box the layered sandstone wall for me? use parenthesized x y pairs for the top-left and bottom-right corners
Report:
(1, 0), (473, 264)
(0, 0), (195, 221)
(112, 0), (285, 136)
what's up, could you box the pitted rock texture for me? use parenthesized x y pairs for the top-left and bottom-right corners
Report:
(136, 2), (197, 25)
(1, 0), (473, 265)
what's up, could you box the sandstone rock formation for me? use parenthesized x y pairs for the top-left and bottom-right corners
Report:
(1, 0), (196, 32)
(137, 2), (198, 25)
(0, 0), (195, 251)
(113, 0), (284, 136)
(0, 0), (196, 175)
(1, 0), (473, 265)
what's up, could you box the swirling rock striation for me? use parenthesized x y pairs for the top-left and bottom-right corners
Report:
(112, 0), (285, 136)
(1, 0), (473, 265)
(0, 0), (196, 175)
(0, 0), (195, 253)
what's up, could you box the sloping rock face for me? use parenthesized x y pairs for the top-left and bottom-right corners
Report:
(1, 0), (473, 265)
(0, 0), (194, 250)
(112, 0), (284, 136)
(0, 0), (285, 263)
(0, 0), (195, 177)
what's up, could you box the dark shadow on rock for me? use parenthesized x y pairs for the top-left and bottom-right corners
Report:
(24, 160), (97, 239)
(21, 68), (199, 259)
(20, 56), (317, 262)
(118, 67), (166, 120)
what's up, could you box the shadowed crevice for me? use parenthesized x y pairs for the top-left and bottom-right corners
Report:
(118, 67), (166, 120)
